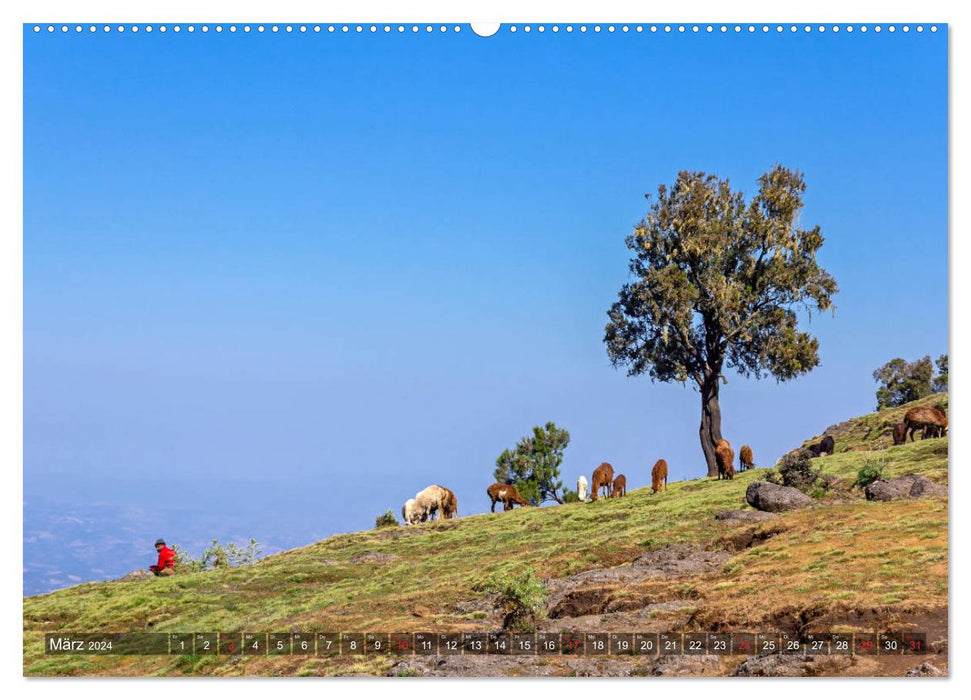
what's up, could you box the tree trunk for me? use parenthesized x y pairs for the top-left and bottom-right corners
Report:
(699, 376), (724, 477)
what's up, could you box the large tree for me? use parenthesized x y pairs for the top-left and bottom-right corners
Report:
(494, 422), (570, 505)
(873, 356), (934, 409)
(604, 166), (838, 476)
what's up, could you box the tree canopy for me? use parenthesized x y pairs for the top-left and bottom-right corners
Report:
(605, 166), (838, 475)
(873, 354), (948, 409)
(493, 422), (570, 505)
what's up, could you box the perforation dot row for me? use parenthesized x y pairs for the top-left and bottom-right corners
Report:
(32, 24), (939, 35)
(34, 24), (466, 34)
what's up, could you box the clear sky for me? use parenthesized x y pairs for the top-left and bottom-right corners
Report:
(24, 26), (947, 580)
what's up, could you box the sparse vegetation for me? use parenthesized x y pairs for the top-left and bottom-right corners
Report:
(173, 538), (264, 573)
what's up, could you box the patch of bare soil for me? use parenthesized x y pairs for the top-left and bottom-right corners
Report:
(543, 544), (729, 620)
(374, 527), (431, 541)
(717, 520), (789, 552)
(349, 552), (399, 564)
(539, 599), (701, 634)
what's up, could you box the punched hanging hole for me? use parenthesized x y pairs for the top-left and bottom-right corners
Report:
(470, 23), (500, 37)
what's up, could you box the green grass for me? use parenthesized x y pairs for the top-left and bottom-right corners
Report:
(23, 395), (948, 676)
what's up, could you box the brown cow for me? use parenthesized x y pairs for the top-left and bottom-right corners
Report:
(739, 444), (754, 471)
(651, 459), (668, 494)
(904, 405), (947, 442)
(487, 483), (529, 512)
(892, 421), (907, 446)
(590, 462), (615, 501)
(715, 439), (735, 480)
(611, 474), (627, 498)
(441, 487), (458, 519)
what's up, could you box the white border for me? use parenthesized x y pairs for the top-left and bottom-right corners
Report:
(3, 1), (964, 699)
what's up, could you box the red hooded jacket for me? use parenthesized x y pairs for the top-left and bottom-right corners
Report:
(155, 545), (177, 570)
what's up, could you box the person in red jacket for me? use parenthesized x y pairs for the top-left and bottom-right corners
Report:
(149, 538), (177, 576)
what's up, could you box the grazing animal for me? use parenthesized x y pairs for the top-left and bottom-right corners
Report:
(611, 474), (627, 498)
(487, 482), (530, 512)
(715, 439), (735, 480)
(577, 475), (588, 502)
(906, 405), (947, 440)
(892, 421), (907, 446)
(590, 462), (615, 501)
(739, 444), (754, 471)
(440, 487), (458, 519)
(651, 459), (668, 493)
(414, 484), (450, 521)
(401, 498), (422, 525)
(807, 435), (836, 457)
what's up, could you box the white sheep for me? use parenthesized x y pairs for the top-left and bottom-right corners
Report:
(402, 498), (421, 525)
(577, 475), (589, 502)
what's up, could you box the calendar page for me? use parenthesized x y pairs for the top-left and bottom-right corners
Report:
(22, 18), (948, 679)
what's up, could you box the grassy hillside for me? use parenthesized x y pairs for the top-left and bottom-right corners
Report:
(23, 395), (948, 677)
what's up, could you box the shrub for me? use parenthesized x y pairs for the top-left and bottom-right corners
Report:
(854, 460), (886, 489)
(172, 539), (264, 573)
(775, 451), (820, 492)
(561, 488), (580, 504)
(375, 510), (399, 528)
(475, 568), (547, 632)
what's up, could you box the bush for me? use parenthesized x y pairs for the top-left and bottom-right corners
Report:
(775, 451), (820, 492)
(854, 460), (886, 489)
(375, 510), (399, 528)
(561, 488), (580, 504)
(474, 568), (547, 632)
(172, 539), (264, 574)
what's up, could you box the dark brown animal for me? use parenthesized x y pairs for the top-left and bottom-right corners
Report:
(441, 487), (458, 519)
(487, 483), (529, 512)
(904, 405), (947, 442)
(715, 439), (735, 480)
(651, 459), (668, 494)
(611, 474), (627, 498)
(807, 435), (835, 457)
(739, 444), (754, 471)
(590, 462), (615, 501)
(892, 421), (907, 445)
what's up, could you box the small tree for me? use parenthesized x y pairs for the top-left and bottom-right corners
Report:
(873, 356), (933, 409)
(605, 166), (838, 476)
(494, 422), (570, 505)
(932, 354), (948, 394)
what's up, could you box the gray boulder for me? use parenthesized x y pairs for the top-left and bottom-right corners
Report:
(865, 474), (946, 502)
(745, 481), (812, 512)
(118, 569), (154, 582)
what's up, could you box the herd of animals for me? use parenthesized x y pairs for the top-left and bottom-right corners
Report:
(398, 403), (948, 525)
(398, 441), (756, 525)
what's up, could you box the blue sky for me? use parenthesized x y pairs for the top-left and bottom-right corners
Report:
(23, 26), (947, 584)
